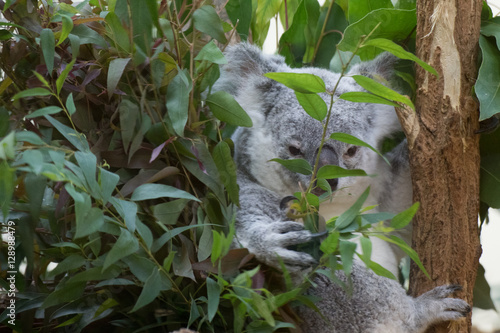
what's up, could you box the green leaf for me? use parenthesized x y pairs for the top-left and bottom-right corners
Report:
(269, 158), (312, 175)
(131, 183), (200, 202)
(130, 0), (154, 55)
(476, 35), (500, 120)
(347, 0), (393, 23)
(107, 58), (131, 97)
(193, 5), (227, 43)
(206, 91), (253, 127)
(197, 224), (213, 262)
(0, 161), (15, 219)
(15, 131), (46, 145)
(45, 115), (90, 152)
(338, 9), (416, 60)
(225, 0), (253, 41)
(330, 132), (389, 164)
(213, 141), (239, 205)
(473, 263), (497, 310)
(70, 24), (107, 48)
(320, 231), (339, 255)
(362, 38), (438, 76)
(251, 292), (275, 327)
(166, 70), (192, 136)
(21, 149), (44, 175)
(316, 165), (367, 179)
(339, 240), (357, 277)
(41, 282), (86, 309)
(313, 1), (348, 68)
(103, 228), (139, 271)
(264, 72), (326, 93)
(206, 277), (221, 321)
(99, 167), (120, 205)
(57, 15), (74, 45)
(12, 87), (52, 100)
(277, 0), (319, 66)
(110, 198), (137, 232)
(152, 225), (202, 252)
(152, 199), (189, 225)
(351, 75), (414, 110)
(333, 187), (370, 229)
(56, 58), (76, 95)
(390, 202), (419, 229)
(26, 106), (62, 119)
(75, 151), (100, 197)
(66, 93), (76, 115)
(0, 132), (15, 160)
(118, 99), (139, 151)
(480, 16), (500, 49)
(33, 71), (51, 89)
(253, 0), (282, 45)
(40, 28), (55, 73)
(339, 91), (401, 108)
(194, 40), (227, 64)
(105, 12), (131, 53)
(67, 33), (80, 58)
(49, 254), (86, 276)
(295, 92), (327, 121)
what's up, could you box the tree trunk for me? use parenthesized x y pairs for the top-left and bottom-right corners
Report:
(400, 0), (482, 332)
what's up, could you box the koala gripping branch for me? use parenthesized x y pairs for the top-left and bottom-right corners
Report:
(409, 1), (482, 333)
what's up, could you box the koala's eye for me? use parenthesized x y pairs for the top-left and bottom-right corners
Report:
(288, 145), (302, 156)
(345, 146), (358, 158)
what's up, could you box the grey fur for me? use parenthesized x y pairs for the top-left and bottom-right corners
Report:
(215, 43), (470, 332)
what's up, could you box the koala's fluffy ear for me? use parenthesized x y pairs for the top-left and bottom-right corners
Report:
(215, 43), (286, 96)
(348, 52), (399, 86)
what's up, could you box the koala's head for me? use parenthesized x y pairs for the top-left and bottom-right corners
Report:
(215, 43), (402, 197)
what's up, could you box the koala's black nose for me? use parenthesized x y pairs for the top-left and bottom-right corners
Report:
(327, 178), (338, 191)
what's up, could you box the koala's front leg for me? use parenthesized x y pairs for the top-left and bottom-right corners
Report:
(409, 285), (471, 333)
(234, 173), (316, 273)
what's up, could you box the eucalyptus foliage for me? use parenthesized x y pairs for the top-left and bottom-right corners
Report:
(0, 0), (498, 332)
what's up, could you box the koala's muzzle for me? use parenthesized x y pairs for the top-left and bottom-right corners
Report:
(315, 147), (339, 191)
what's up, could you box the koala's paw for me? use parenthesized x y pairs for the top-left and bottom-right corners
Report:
(254, 221), (316, 272)
(415, 284), (471, 329)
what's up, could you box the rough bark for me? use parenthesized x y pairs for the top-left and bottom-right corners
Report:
(398, 0), (483, 332)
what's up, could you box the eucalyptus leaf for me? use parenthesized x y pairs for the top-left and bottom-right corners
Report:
(476, 35), (500, 121)
(330, 132), (389, 164)
(12, 87), (52, 100)
(213, 141), (239, 205)
(338, 9), (416, 60)
(351, 75), (414, 110)
(131, 183), (200, 202)
(206, 91), (253, 127)
(339, 91), (401, 108)
(264, 72), (326, 93)
(317, 165), (367, 179)
(166, 69), (192, 136)
(362, 38), (438, 76)
(269, 158), (312, 175)
(26, 106), (62, 119)
(107, 58), (131, 98)
(40, 28), (55, 73)
(295, 92), (327, 121)
(193, 5), (227, 43)
(103, 228), (139, 271)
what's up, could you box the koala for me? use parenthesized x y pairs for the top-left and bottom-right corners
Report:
(215, 43), (470, 332)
